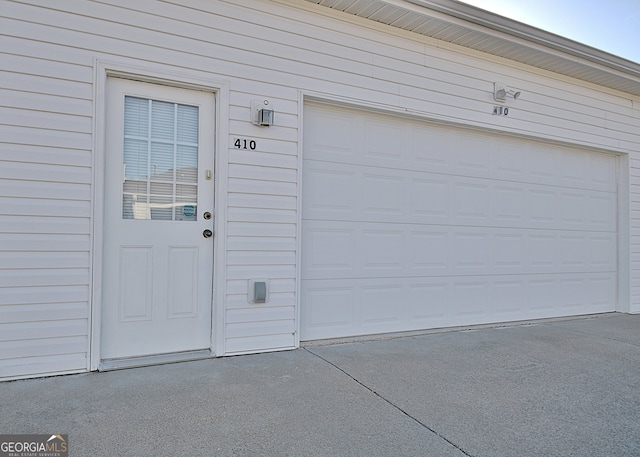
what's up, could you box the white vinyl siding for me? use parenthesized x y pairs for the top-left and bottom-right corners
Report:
(1, 0), (638, 378)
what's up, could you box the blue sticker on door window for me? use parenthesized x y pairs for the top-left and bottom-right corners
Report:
(183, 205), (196, 217)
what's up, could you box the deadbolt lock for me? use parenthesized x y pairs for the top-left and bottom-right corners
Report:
(203, 212), (212, 220)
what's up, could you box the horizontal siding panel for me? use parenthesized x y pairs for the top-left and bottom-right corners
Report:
(0, 216), (90, 235)
(0, 269), (89, 288)
(227, 193), (297, 211)
(175, 1), (482, 106)
(7, 1), (375, 87)
(226, 292), (297, 309)
(0, 353), (86, 380)
(0, 234), (89, 252)
(5, 6), (349, 95)
(1, 107), (92, 133)
(227, 222), (297, 238)
(0, 336), (87, 360)
(228, 150), (298, 169)
(227, 250), (296, 266)
(0, 285), (88, 306)
(100, 0), (421, 69)
(226, 306), (296, 324)
(0, 252), (89, 269)
(228, 178), (297, 196)
(227, 207), (297, 224)
(226, 265), (296, 281)
(0, 125), (91, 150)
(0, 88), (91, 117)
(0, 180), (90, 201)
(230, 111), (299, 133)
(229, 120), (299, 141)
(227, 236), (296, 251)
(1, 69), (93, 100)
(0, 143), (92, 168)
(0, 197), (91, 218)
(0, 302), (88, 324)
(0, 162), (90, 185)
(226, 278), (296, 295)
(226, 319), (295, 339)
(225, 334), (296, 354)
(0, 49), (92, 81)
(0, 319), (88, 342)
(228, 164), (297, 183)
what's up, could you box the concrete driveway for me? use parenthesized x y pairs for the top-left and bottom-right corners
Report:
(2, 313), (639, 457)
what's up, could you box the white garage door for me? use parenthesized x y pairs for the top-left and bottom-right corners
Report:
(301, 102), (618, 341)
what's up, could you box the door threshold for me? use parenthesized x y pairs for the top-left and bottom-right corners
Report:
(99, 349), (213, 371)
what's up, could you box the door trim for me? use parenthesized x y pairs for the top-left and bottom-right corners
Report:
(99, 349), (213, 371)
(91, 59), (230, 371)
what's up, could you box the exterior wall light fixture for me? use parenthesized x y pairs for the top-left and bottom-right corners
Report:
(251, 99), (274, 126)
(494, 83), (521, 102)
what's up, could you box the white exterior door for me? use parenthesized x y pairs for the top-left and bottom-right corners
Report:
(301, 102), (618, 341)
(101, 78), (215, 361)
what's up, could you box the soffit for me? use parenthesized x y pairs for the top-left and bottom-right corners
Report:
(303, 0), (640, 97)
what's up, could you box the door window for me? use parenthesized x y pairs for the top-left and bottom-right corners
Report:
(122, 96), (199, 221)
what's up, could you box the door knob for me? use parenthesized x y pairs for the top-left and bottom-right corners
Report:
(203, 229), (213, 238)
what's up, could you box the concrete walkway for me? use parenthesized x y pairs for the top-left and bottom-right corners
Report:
(2, 313), (639, 457)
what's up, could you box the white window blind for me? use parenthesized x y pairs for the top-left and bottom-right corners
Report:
(122, 96), (199, 221)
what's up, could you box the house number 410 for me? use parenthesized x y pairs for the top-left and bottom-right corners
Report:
(234, 138), (257, 150)
(492, 106), (509, 116)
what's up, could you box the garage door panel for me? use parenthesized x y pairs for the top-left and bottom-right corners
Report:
(409, 230), (450, 270)
(302, 103), (617, 341)
(303, 219), (616, 280)
(453, 182), (490, 222)
(411, 178), (450, 218)
(303, 165), (356, 217)
(301, 273), (616, 340)
(303, 106), (360, 161)
(362, 174), (405, 217)
(364, 119), (407, 164)
(493, 185), (525, 222)
(301, 284), (356, 339)
(587, 193), (617, 229)
(453, 280), (490, 320)
(492, 233), (525, 270)
(305, 159), (615, 231)
(361, 285), (404, 325)
(302, 225), (355, 275)
(588, 153), (618, 190)
(455, 133), (492, 173)
(412, 127), (452, 171)
(492, 279), (527, 318)
(410, 281), (450, 322)
(588, 234), (617, 268)
(362, 230), (404, 271)
(494, 139), (528, 178)
(307, 106), (617, 192)
(587, 275), (619, 312)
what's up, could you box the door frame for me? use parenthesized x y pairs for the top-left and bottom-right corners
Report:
(90, 60), (230, 371)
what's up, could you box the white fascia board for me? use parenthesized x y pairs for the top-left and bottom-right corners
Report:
(402, 0), (640, 78)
